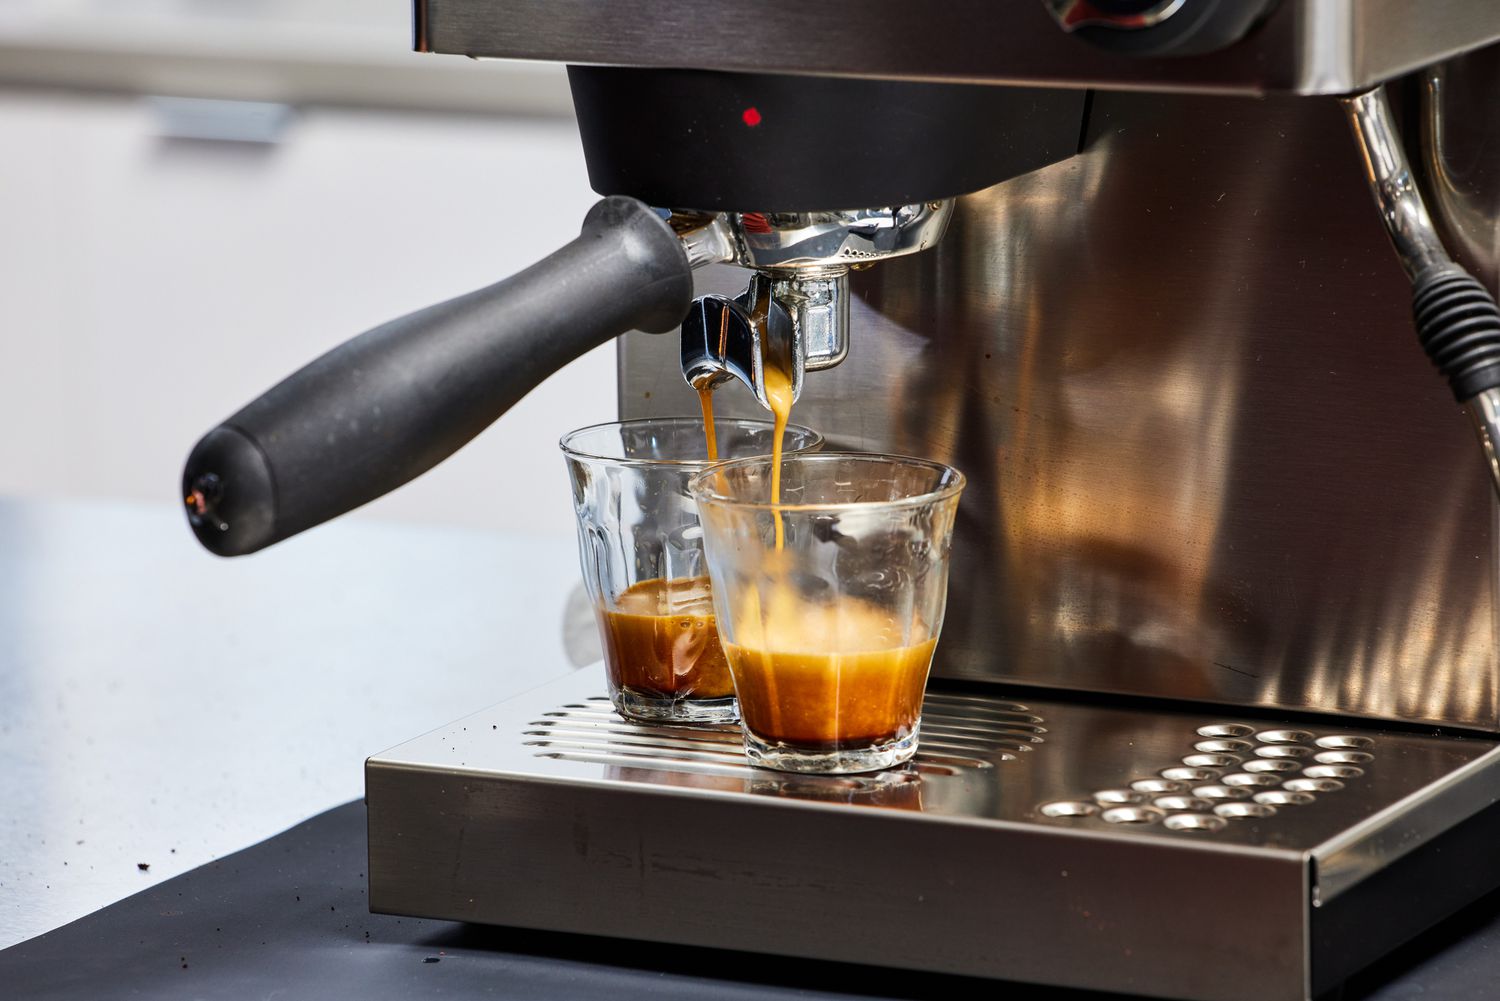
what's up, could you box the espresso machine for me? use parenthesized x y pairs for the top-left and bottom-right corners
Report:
(181, 3), (1500, 998)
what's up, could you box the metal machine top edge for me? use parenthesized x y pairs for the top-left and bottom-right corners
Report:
(414, 0), (1500, 96)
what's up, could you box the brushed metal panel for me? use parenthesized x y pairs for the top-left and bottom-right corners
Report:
(416, 0), (1500, 95)
(622, 91), (1500, 728)
(1352, 0), (1500, 95)
(370, 768), (1307, 1000)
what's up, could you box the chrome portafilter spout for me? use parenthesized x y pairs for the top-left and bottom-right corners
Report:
(682, 273), (800, 408)
(1343, 87), (1500, 497)
(676, 202), (953, 409)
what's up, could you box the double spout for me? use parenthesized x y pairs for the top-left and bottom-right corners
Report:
(673, 203), (952, 410)
(680, 271), (845, 410)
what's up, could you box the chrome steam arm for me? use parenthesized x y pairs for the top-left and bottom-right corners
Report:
(1343, 87), (1500, 497)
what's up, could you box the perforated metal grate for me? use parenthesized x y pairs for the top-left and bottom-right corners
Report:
(526, 694), (1042, 779)
(1038, 721), (1378, 834)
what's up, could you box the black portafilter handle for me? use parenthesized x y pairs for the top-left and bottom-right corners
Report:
(1412, 266), (1500, 402)
(182, 196), (694, 557)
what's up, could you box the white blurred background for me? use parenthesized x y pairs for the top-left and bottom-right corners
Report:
(0, 0), (613, 542)
(0, 2), (626, 946)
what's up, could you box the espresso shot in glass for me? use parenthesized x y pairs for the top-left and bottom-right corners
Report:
(691, 453), (965, 772)
(561, 419), (823, 724)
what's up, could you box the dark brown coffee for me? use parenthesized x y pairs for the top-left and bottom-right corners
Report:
(599, 577), (733, 701)
(722, 594), (935, 749)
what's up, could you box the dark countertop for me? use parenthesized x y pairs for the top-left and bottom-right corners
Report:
(4, 798), (1499, 1001)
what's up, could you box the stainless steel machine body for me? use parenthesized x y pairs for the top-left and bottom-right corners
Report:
(368, 6), (1500, 999)
(624, 80), (1500, 730)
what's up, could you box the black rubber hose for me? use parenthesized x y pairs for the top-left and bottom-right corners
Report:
(182, 196), (693, 557)
(1412, 266), (1500, 402)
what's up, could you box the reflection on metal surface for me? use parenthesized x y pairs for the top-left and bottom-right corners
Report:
(1466, 384), (1500, 490)
(771, 270), (849, 373)
(681, 273), (801, 409)
(1045, 0), (1187, 33)
(1164, 811), (1225, 831)
(623, 88), (1500, 729)
(691, 204), (954, 272)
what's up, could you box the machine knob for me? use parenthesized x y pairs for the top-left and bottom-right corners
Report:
(1044, 0), (1278, 56)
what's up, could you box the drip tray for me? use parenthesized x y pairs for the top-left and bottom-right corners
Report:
(367, 669), (1500, 1001)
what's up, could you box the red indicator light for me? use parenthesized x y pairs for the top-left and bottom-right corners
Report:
(741, 106), (762, 127)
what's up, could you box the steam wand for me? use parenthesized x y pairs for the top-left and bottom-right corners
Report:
(1343, 87), (1500, 496)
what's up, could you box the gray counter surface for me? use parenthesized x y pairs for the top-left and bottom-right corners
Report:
(0, 496), (580, 949)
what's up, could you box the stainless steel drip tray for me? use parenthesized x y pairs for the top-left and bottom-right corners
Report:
(367, 670), (1500, 1001)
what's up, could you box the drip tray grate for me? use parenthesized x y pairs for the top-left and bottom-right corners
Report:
(373, 669), (1498, 848)
(525, 695), (1043, 779)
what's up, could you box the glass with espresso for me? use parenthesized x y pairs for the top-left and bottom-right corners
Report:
(691, 453), (965, 772)
(561, 418), (823, 723)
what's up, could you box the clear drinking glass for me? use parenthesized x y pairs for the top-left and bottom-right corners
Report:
(561, 418), (824, 724)
(690, 453), (965, 772)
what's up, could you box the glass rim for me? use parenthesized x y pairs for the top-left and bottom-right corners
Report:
(689, 451), (966, 512)
(559, 417), (824, 468)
